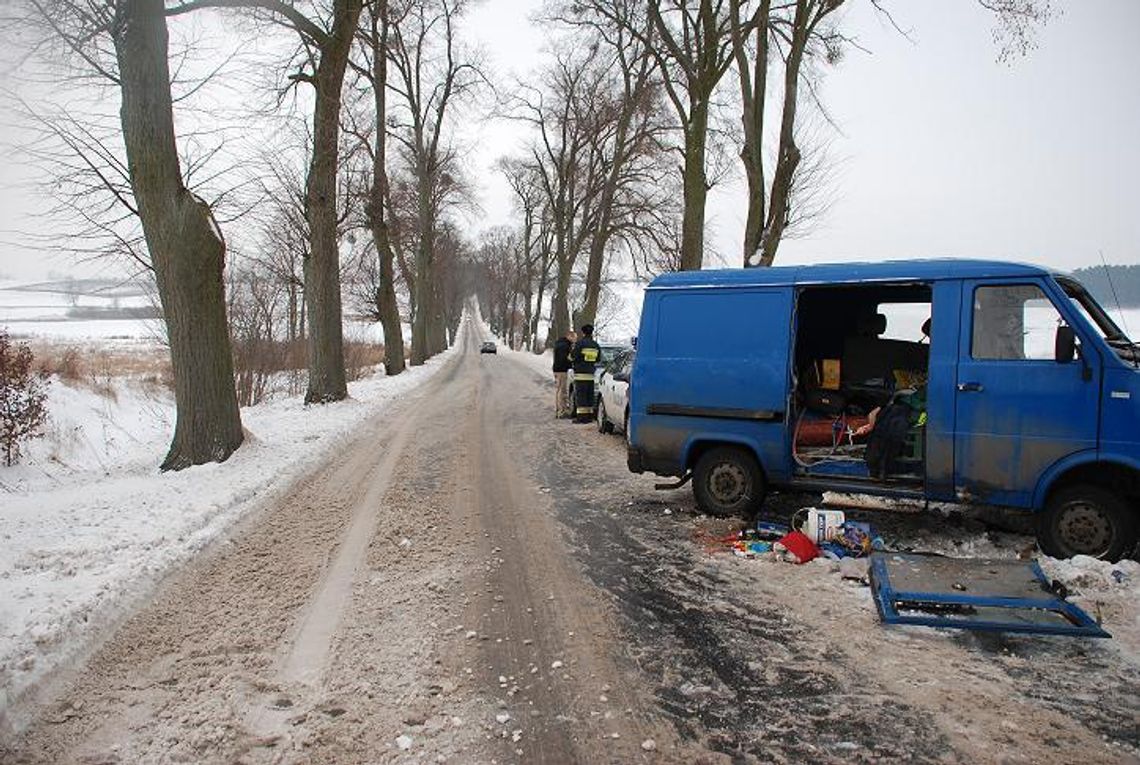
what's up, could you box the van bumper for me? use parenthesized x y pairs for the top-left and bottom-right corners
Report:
(628, 445), (686, 477)
(627, 446), (645, 474)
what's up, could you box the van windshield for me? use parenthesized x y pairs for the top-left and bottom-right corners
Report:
(1056, 276), (1139, 364)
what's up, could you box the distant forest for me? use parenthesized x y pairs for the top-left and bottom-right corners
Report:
(1071, 265), (1140, 308)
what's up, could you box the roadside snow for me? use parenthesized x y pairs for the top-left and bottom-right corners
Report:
(0, 327), (460, 716)
(499, 343), (553, 381)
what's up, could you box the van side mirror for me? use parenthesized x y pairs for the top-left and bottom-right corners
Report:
(1055, 325), (1076, 363)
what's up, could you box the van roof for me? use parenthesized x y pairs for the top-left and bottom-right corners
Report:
(647, 259), (1056, 290)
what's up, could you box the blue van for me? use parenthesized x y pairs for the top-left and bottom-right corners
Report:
(626, 260), (1139, 561)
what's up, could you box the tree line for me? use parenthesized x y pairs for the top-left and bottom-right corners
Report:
(5, 0), (482, 470)
(471, 0), (1050, 350)
(1072, 265), (1140, 310)
(1, 0), (1048, 471)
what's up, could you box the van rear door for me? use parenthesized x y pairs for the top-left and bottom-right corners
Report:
(636, 288), (793, 478)
(954, 280), (1100, 507)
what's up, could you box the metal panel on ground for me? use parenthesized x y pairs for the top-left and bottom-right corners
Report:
(870, 553), (1110, 638)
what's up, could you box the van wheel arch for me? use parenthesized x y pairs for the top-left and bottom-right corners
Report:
(1038, 485), (1136, 562)
(689, 443), (767, 519)
(1037, 463), (1139, 561)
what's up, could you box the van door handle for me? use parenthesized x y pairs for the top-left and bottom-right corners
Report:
(957, 382), (984, 393)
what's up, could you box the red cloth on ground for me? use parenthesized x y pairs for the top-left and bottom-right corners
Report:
(775, 530), (820, 564)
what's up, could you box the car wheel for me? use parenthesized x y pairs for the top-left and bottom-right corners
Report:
(597, 398), (614, 434)
(623, 409), (630, 445)
(692, 446), (765, 518)
(1037, 485), (1136, 562)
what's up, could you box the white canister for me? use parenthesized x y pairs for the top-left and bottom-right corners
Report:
(802, 509), (845, 543)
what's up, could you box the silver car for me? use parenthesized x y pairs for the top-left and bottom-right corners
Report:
(596, 349), (635, 437)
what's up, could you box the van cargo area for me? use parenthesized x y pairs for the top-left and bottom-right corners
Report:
(792, 283), (932, 486)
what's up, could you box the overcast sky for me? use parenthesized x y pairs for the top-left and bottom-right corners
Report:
(1, 0), (1138, 282)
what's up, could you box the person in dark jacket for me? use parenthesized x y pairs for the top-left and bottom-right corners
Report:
(571, 324), (601, 423)
(552, 329), (576, 418)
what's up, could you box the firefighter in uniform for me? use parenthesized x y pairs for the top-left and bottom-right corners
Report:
(571, 324), (601, 423)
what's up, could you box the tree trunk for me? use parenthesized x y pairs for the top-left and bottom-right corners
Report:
(377, 239), (404, 373)
(303, 0), (361, 403)
(679, 98), (710, 271)
(521, 272), (533, 350)
(580, 182), (615, 325)
(546, 254), (573, 348)
(409, 156), (434, 365)
(368, 1), (405, 376)
(113, 0), (243, 471)
(287, 283), (297, 343)
(531, 243), (552, 351)
(758, 0), (810, 267)
(429, 278), (448, 354)
(736, 0), (770, 266)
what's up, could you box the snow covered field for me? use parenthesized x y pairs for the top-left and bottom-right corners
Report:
(0, 300), (462, 724)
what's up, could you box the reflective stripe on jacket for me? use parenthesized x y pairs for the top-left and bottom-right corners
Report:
(572, 339), (601, 375)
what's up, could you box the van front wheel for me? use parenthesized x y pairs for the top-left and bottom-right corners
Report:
(1037, 485), (1137, 562)
(693, 447), (765, 518)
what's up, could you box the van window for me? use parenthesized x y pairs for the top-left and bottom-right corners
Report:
(878, 303), (931, 342)
(972, 285), (1067, 361)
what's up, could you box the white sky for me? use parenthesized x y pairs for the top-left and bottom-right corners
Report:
(1, 0), (1138, 282)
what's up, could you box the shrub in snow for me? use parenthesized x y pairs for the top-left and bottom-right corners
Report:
(0, 328), (51, 466)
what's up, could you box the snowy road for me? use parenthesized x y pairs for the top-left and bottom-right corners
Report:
(2, 321), (1138, 764)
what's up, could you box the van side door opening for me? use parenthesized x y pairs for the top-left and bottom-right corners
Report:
(791, 283), (933, 486)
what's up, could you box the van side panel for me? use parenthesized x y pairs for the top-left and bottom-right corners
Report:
(1100, 366), (1140, 462)
(631, 288), (792, 478)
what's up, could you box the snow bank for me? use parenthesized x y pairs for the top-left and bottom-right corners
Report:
(0, 328), (460, 720)
(1040, 555), (1140, 648)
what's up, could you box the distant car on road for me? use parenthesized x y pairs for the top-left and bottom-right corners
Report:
(596, 349), (635, 437)
(480, 341), (497, 354)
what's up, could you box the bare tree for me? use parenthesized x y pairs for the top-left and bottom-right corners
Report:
(566, 1), (769, 271)
(252, 151), (311, 345)
(344, 0), (406, 375)
(473, 225), (527, 344)
(975, 0), (1053, 61)
(9, 0), (245, 470)
(548, 3), (667, 324)
(167, 0), (363, 403)
(496, 156), (547, 351)
(513, 48), (610, 346)
(385, 0), (481, 365)
(734, 0), (844, 267)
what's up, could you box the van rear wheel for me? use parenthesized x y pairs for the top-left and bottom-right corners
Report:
(1037, 485), (1136, 562)
(692, 447), (765, 518)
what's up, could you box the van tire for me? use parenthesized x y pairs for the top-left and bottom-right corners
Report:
(1037, 485), (1137, 562)
(692, 447), (765, 518)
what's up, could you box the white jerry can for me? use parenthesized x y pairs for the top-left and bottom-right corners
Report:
(801, 509), (845, 543)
